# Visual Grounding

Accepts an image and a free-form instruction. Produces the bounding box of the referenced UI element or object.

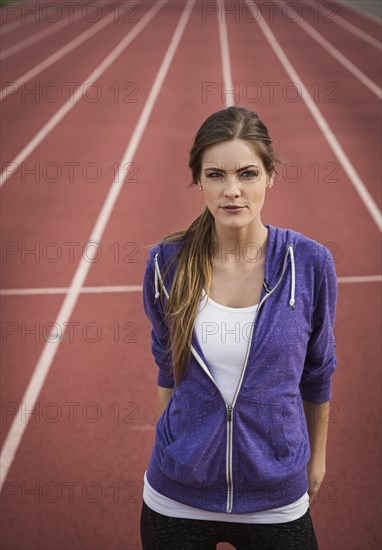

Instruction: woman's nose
[224,174,241,195]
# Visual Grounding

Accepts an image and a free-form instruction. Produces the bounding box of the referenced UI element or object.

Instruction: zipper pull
[227,405,233,421]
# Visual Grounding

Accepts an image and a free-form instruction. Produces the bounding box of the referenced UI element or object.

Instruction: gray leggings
[140,500,319,549]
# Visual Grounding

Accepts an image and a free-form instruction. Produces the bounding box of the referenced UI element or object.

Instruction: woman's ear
[267,172,275,188]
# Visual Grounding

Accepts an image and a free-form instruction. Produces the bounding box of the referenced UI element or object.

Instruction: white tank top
[143,289,309,522]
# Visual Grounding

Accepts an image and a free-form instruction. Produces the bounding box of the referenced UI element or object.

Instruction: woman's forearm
[302,400,331,502]
[158,386,174,418]
[302,400,331,464]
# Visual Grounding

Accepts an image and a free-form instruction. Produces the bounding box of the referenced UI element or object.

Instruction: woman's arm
[303,399,330,503]
[299,247,338,504]
[158,386,173,418]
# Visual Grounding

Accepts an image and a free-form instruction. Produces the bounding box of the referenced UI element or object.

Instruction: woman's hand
[157,386,174,419]
[307,458,326,504]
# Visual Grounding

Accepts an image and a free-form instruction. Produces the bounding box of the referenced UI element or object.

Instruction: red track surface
[1,1,381,549]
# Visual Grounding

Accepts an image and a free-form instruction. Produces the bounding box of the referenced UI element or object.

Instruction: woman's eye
[241,170,259,178]
[206,171,259,180]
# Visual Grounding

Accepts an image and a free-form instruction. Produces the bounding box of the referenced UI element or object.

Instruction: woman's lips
[222,206,245,213]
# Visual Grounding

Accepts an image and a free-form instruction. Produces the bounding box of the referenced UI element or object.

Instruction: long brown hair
[145,106,283,386]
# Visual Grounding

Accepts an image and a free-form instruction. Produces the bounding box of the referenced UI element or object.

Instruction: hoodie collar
[154,223,298,310]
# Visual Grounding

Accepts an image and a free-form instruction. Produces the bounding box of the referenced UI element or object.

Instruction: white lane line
[0,0,154,187]
[1,276,381,296]
[0,2,123,102]
[0,285,144,296]
[335,0,382,25]
[1,15,38,36]
[0,0,195,491]
[0,4,57,36]
[216,0,234,108]
[276,0,382,100]
[245,0,382,233]
[337,275,382,283]
[131,424,155,431]
[0,4,97,61]
[302,0,381,50]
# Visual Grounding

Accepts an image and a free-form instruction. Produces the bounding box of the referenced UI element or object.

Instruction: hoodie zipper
[224,289,270,512]
[191,293,267,512]
[226,405,233,510]
[154,244,295,513]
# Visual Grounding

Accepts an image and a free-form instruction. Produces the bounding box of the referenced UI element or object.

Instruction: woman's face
[197,138,273,230]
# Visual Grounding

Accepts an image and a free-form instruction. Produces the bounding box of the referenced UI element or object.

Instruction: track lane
[333,0,382,39]
[0,1,174,287]
[275,0,381,89]
[300,0,381,50]
[0,3,127,89]
[0,2,85,50]
[0,4,102,61]
[0,1,47,27]
[0,3,131,122]
[256,0,382,214]
[2,4,185,170]
[323,282,381,550]
[0,0,174,437]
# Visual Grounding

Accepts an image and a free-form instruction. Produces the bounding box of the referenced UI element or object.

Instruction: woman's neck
[211,225,268,266]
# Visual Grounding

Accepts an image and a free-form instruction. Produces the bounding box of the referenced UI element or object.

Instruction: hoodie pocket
[236,399,290,478]
[161,395,226,486]
[282,400,309,456]
[234,398,311,490]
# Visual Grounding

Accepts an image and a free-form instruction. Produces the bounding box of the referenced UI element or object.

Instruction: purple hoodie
[142,223,338,514]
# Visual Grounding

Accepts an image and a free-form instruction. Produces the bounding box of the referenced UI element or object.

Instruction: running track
[0,1,381,548]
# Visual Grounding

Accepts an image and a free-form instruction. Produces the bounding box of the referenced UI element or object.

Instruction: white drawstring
[154,253,160,303]
[288,244,295,309]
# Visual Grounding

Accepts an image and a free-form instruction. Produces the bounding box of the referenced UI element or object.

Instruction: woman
[140,106,338,549]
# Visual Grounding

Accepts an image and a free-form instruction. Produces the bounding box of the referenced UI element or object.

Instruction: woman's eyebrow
[204,163,260,172]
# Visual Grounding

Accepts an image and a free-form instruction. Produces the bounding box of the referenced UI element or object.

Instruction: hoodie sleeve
[142,245,175,389]
[299,247,338,404]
